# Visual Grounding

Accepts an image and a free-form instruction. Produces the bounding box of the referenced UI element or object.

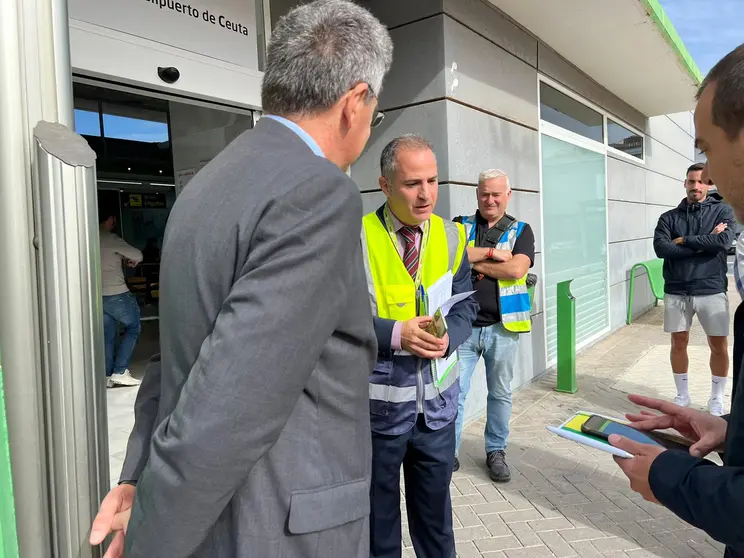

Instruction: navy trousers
[370,415,456,558]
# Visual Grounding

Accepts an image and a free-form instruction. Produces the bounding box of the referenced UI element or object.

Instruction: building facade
[350,0,700,425]
[0,0,702,555]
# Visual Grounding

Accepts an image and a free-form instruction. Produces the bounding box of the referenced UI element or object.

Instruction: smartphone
[581,415,665,448]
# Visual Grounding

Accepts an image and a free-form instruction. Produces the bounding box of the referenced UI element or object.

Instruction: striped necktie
[400,225,420,278]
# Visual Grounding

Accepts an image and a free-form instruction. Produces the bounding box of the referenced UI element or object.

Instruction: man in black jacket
[611,43,744,558]
[653,162,734,416]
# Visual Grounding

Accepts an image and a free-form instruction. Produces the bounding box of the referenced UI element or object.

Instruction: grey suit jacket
[123,118,378,557]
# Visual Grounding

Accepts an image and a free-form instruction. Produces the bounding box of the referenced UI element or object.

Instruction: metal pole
[0,0,53,555]
[35,122,107,558]
[556,280,577,394]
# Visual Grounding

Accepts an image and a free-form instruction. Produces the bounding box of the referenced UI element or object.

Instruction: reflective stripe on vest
[461,214,531,333]
[362,211,467,405]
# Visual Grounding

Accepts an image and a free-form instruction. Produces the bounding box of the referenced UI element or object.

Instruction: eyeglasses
[371,110,385,128]
[362,82,385,128]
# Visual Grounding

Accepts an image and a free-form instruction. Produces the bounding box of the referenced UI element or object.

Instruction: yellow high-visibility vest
[460,214,531,333]
[361,209,466,322]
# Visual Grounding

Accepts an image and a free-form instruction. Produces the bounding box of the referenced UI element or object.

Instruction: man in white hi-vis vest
[452,169,535,482]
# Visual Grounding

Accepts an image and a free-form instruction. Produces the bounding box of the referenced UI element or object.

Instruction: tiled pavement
[107,291,738,557]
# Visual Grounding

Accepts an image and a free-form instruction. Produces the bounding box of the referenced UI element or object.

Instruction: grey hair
[478,169,511,193]
[261,0,393,116]
[380,134,434,181]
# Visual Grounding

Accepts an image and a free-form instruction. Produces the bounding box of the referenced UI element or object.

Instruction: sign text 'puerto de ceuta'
[68,0,258,70]
[145,0,250,36]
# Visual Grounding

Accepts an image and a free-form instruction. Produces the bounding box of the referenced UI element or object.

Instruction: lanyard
[382,204,430,291]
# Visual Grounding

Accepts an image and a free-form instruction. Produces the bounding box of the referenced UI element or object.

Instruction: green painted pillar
[0,352,19,558]
[556,280,577,394]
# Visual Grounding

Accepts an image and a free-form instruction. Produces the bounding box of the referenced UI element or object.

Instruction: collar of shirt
[263,115,325,158]
[387,206,422,234]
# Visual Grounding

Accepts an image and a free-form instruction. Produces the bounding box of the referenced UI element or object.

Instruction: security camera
[157,66,180,84]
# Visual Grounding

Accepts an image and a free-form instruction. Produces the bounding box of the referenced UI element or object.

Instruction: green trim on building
[641,0,703,84]
[0,352,19,558]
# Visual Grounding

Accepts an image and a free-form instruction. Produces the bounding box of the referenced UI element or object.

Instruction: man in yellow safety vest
[453,169,535,482]
[361,134,478,558]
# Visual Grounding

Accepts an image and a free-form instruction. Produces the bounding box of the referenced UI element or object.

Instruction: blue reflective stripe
[500,292,531,314]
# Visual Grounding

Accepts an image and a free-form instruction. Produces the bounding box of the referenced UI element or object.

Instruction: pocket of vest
[382,284,416,321]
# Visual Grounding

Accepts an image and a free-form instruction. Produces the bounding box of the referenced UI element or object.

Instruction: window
[607,119,644,160]
[74,98,101,137]
[542,135,609,361]
[540,82,604,143]
[102,103,169,144]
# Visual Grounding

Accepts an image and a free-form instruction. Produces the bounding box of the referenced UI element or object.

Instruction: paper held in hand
[423,271,474,387]
[393,271,474,388]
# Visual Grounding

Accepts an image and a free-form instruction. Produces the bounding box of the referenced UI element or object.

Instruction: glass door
[542,134,609,363]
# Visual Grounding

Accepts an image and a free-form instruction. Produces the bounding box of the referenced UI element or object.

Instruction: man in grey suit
[89,2,393,556]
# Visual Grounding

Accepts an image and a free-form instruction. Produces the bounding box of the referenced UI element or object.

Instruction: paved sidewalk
[106,297,735,557]
[446,303,732,558]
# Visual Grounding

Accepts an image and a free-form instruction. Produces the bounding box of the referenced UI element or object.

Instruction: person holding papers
[361,134,477,558]
[453,169,536,481]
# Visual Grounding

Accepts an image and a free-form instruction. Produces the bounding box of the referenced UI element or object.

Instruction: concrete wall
[352,0,695,427]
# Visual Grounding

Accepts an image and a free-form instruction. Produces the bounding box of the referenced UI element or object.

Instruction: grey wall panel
[514,311,547,391]
[646,115,695,162]
[608,200,651,243]
[446,101,539,191]
[537,44,645,131]
[645,137,694,179]
[607,156,646,204]
[379,16,446,110]
[610,280,654,331]
[357,0,443,30]
[645,171,685,207]
[608,238,654,287]
[667,111,695,137]
[646,203,671,239]
[443,16,538,129]
[351,101,450,191]
[442,0,537,67]
[361,190,387,215]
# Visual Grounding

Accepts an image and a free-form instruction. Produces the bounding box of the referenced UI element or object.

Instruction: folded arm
[649,451,744,549]
[473,254,531,281]
[125,172,362,557]
[653,216,698,259]
[683,207,735,252]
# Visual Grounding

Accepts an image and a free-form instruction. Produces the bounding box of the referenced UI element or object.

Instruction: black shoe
[452,456,460,472]
[486,450,511,482]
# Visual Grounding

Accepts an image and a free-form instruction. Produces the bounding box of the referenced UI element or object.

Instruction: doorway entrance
[72,79,255,484]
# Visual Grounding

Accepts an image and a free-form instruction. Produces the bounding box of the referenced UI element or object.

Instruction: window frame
[538,75,646,165]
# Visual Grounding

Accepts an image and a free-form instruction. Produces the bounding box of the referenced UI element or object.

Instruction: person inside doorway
[453,170,535,480]
[99,210,143,388]
[652,162,734,416]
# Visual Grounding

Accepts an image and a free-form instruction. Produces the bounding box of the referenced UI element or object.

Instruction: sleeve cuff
[648,449,708,507]
[391,321,402,351]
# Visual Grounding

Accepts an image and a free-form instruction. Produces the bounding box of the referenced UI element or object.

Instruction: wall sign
[126,193,168,208]
[68,0,258,70]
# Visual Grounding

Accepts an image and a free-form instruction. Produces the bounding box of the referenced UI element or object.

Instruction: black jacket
[649,369,744,557]
[653,196,734,296]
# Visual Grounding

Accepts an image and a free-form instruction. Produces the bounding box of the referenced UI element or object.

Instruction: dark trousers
[370,415,456,558]
[733,301,744,404]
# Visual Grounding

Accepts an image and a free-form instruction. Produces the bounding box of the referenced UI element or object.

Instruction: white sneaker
[106,377,115,389]
[110,370,141,387]
[708,397,724,417]
[673,394,691,407]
